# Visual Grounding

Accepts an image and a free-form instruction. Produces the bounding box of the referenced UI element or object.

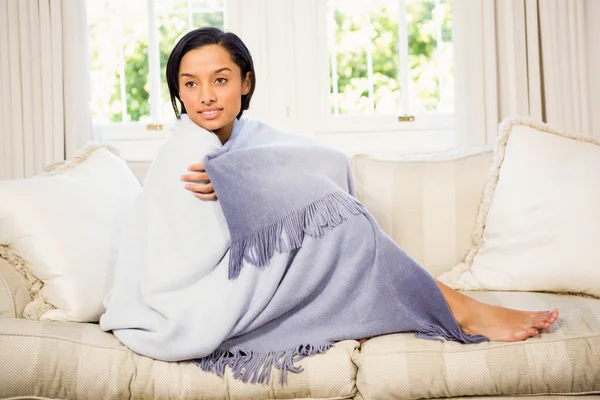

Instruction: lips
[198,108,223,120]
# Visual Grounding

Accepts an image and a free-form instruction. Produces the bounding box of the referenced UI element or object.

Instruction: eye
[184,82,197,88]
[215,78,228,84]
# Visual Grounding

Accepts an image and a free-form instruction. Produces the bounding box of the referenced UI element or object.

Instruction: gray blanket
[200,118,487,383]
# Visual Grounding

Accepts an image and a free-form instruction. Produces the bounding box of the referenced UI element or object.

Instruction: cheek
[220,89,241,106]
[179,91,196,108]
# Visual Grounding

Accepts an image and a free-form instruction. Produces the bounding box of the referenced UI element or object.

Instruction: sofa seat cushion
[354,291,600,400]
[0,317,359,400]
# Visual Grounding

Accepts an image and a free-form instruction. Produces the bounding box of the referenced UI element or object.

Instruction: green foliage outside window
[106,12,223,123]
[331,0,452,115]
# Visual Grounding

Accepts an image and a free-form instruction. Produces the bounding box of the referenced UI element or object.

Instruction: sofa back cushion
[351,147,493,277]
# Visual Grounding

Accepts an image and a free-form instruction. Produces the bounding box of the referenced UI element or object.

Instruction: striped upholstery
[352,147,494,278]
[0,257,29,318]
[3,292,597,399]
[0,317,359,400]
[354,291,600,400]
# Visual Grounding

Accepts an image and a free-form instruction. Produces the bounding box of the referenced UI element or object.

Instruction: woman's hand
[181,162,217,200]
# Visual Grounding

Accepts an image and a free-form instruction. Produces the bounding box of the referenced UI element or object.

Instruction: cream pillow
[352,147,493,278]
[439,117,600,297]
[0,144,141,322]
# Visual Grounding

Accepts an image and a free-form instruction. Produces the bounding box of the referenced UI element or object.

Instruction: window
[86,0,455,156]
[320,0,453,132]
[87,0,225,140]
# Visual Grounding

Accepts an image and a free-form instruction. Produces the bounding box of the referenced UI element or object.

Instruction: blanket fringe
[229,191,366,279]
[194,342,334,385]
[415,323,487,344]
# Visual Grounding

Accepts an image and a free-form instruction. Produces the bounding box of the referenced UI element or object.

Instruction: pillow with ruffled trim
[0,143,141,322]
[438,117,600,298]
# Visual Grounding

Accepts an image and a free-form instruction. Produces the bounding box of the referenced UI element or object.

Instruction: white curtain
[454,0,599,147]
[539,0,591,134]
[588,0,600,137]
[0,0,91,180]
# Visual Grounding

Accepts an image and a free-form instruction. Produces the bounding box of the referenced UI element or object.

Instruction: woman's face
[178,44,251,143]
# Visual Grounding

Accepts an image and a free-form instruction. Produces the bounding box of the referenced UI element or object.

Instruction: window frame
[92,0,228,143]
[314,0,454,134]
[92,0,455,150]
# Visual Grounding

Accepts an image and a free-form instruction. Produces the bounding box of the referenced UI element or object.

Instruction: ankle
[450,294,478,329]
[435,280,479,330]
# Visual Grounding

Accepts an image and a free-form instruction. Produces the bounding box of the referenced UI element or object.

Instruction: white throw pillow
[0,144,142,322]
[438,117,600,298]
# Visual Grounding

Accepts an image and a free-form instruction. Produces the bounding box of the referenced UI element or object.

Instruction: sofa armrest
[0,257,31,318]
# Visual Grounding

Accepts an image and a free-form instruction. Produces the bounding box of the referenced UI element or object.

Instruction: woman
[173,27,558,342]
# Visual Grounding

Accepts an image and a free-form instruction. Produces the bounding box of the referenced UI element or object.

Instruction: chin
[191,116,225,132]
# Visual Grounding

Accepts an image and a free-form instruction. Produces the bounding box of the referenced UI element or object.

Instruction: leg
[436,280,559,341]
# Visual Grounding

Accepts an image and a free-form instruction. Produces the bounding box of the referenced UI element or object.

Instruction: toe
[531,318,550,329]
[512,328,539,341]
[533,320,550,329]
[526,328,539,338]
[531,311,547,319]
[544,309,559,324]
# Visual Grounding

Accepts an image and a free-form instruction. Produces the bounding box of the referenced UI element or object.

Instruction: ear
[242,72,252,95]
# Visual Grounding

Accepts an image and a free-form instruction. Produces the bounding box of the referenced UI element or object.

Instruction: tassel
[228,191,366,279]
[194,342,334,385]
[414,323,487,344]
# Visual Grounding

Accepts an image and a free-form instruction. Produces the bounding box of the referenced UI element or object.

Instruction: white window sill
[109,129,457,163]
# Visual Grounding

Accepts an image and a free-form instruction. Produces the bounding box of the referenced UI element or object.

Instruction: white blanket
[100,116,287,360]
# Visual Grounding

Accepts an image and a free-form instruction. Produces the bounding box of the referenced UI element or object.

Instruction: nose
[199,85,216,105]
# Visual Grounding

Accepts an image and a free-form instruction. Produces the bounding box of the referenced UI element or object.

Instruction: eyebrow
[179,67,232,78]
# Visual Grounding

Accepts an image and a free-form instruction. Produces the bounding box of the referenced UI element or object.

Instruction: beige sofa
[1,147,599,400]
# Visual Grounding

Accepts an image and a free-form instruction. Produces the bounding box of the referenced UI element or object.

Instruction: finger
[188,162,206,172]
[181,172,209,182]
[195,192,218,201]
[185,183,214,194]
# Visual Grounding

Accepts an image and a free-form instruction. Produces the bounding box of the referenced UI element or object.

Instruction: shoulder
[239,117,320,147]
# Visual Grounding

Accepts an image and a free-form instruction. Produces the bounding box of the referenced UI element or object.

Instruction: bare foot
[457,297,559,342]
